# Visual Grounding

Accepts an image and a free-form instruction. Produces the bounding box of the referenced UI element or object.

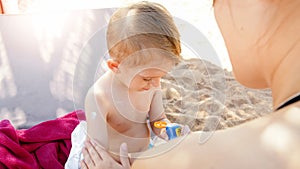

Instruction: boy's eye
[143,78,152,82]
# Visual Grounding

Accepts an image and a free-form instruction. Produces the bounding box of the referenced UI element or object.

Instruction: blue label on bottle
[166,124,181,140]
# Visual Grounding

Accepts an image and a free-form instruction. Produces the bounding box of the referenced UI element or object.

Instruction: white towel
[65,121,87,169]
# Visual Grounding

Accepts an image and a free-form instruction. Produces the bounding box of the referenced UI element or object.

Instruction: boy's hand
[159,128,169,140]
[161,123,190,140]
[179,124,191,136]
[153,121,190,141]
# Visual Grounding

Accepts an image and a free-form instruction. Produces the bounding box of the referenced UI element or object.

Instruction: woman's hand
[80,139,131,169]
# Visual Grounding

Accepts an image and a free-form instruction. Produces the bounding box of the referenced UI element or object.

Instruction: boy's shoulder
[86,83,108,103]
[89,72,112,95]
[86,76,110,104]
[85,82,110,116]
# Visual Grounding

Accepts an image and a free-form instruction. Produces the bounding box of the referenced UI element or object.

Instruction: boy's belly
[107,123,150,162]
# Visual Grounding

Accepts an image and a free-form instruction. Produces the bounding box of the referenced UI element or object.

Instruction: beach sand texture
[161,58,273,131]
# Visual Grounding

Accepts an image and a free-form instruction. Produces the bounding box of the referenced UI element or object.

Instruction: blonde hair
[106,1,181,65]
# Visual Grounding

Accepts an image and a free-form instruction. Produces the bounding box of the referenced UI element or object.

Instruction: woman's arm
[81,105,300,169]
[132,106,300,169]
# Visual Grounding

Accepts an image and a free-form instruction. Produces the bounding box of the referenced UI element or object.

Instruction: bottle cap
[154,121,168,128]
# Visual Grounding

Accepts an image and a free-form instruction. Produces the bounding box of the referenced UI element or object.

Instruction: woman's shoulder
[276,102,300,127]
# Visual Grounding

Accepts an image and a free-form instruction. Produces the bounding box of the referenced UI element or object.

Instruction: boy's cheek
[129,82,144,91]
[130,79,146,88]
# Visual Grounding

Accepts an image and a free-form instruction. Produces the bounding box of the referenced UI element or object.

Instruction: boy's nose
[151,78,160,87]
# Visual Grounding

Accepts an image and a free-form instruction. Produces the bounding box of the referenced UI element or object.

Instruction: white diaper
[64,121,87,169]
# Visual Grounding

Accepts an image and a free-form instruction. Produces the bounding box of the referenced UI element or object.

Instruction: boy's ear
[107,59,119,73]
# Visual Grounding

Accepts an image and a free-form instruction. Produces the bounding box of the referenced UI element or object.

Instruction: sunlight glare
[26,0,121,12]
[261,123,293,154]
[31,12,67,63]
[284,107,300,127]
[31,12,67,39]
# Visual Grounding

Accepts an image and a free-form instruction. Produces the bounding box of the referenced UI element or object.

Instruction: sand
[161,58,273,131]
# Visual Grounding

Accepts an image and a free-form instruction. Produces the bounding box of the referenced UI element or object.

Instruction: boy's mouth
[142,87,150,91]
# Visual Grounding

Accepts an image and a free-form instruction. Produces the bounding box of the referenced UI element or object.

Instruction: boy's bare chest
[110,90,153,120]
[106,105,149,136]
[106,111,150,157]
[104,85,154,136]
[107,111,131,131]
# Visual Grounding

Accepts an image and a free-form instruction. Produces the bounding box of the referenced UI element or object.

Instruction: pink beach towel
[0,110,84,169]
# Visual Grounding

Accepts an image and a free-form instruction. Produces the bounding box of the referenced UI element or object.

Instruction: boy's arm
[148,89,170,138]
[85,87,109,149]
[149,89,190,139]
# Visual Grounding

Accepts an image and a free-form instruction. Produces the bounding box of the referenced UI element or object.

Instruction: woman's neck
[270,51,300,110]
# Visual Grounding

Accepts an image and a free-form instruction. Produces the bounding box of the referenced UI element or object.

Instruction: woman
[81,0,300,168]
